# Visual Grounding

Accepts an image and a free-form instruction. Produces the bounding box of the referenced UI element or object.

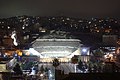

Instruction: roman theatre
[28,31,88,62]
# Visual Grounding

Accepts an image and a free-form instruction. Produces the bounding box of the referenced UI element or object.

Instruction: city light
[11,31,18,46]
[82,48,87,53]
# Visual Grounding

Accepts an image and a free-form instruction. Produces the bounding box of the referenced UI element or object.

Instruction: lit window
[88,21,91,24]
[66,18,70,20]
[22,26,25,29]
[8,26,10,29]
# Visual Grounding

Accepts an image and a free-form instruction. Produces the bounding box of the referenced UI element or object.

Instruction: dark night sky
[0,0,120,18]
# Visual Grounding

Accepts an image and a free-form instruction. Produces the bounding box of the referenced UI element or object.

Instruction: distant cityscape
[0,15,120,80]
[0,15,120,34]
[0,15,120,49]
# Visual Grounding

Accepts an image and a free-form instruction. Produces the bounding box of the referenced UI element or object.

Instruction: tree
[71,55,78,64]
[40,65,44,73]
[52,58,60,68]
[91,49,104,63]
[89,49,104,72]
[13,63,23,75]
[77,60,83,70]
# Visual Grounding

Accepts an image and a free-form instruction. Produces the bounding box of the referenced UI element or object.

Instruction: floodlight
[82,48,87,53]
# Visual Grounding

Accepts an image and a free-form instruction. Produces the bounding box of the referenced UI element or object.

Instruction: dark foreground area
[62,73,120,80]
[1,72,120,80]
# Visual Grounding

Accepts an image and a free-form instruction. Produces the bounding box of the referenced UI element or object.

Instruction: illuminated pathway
[38,63,75,74]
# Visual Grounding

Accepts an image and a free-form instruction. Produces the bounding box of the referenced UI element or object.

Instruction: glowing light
[29,48,43,58]
[88,21,91,24]
[41,51,70,58]
[41,51,69,54]
[49,74,53,77]
[26,52,30,56]
[104,53,113,59]
[66,18,70,20]
[18,51,22,56]
[8,26,10,29]
[41,30,46,32]
[82,48,87,53]
[22,26,25,29]
[40,73,44,77]
[11,31,18,46]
